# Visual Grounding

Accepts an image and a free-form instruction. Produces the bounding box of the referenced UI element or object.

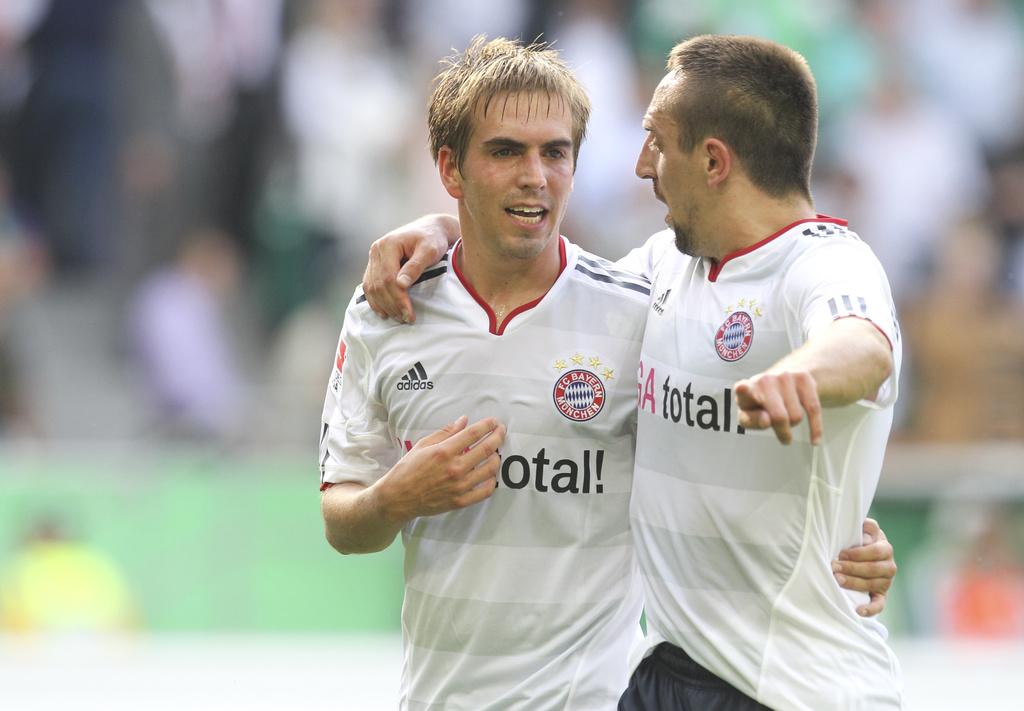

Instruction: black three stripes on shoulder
[356,254,448,304]
[801,223,850,238]
[829,294,900,342]
[828,294,868,318]
[574,255,651,296]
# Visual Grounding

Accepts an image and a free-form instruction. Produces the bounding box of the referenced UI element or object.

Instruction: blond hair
[428,36,590,170]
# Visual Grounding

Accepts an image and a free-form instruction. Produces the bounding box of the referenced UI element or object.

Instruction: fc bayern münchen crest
[715,311,754,361]
[553,369,606,421]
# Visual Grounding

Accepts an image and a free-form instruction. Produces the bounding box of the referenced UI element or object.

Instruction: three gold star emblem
[552,353,614,381]
[725,298,764,317]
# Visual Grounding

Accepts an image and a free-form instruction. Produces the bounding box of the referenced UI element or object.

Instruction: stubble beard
[670,201,707,258]
[673,223,695,257]
[498,231,554,261]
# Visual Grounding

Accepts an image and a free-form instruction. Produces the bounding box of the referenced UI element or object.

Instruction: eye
[493,147,513,157]
[546,147,567,159]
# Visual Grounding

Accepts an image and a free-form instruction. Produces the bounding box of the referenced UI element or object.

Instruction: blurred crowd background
[0,0,1022,652]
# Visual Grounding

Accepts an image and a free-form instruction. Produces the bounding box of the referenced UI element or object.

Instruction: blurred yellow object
[0,540,137,632]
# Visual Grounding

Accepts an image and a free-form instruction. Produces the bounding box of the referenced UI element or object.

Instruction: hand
[373,415,505,522]
[734,369,822,445]
[363,214,456,323]
[832,518,897,617]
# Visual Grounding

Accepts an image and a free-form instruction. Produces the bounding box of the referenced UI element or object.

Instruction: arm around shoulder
[364,214,460,323]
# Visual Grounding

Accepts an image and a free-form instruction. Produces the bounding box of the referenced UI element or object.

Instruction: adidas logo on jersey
[397,361,434,391]
[652,288,672,315]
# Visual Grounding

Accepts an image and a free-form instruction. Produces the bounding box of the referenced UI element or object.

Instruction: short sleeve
[318,295,400,489]
[615,230,675,280]
[787,239,903,408]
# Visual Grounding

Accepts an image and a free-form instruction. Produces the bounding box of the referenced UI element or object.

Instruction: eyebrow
[482,137,573,152]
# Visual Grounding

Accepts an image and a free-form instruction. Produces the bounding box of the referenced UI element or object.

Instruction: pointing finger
[795,374,822,444]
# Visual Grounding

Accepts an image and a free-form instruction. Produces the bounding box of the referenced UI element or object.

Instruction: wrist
[438,214,459,246]
[366,476,407,527]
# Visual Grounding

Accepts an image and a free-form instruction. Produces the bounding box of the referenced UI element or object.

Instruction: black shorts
[618,643,773,711]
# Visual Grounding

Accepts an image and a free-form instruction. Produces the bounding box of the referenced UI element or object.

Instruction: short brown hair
[666,35,817,199]
[428,36,591,170]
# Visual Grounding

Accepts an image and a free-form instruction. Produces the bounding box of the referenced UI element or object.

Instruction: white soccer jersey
[320,237,650,710]
[629,217,903,710]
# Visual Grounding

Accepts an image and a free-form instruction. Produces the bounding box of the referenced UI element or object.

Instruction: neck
[456,231,563,320]
[711,189,816,260]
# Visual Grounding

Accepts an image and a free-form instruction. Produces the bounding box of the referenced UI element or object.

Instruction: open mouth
[505,206,548,225]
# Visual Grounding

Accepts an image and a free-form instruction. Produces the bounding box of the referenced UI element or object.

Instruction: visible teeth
[507,207,545,224]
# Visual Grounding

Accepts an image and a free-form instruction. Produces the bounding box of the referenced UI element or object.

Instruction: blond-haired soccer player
[320,37,650,709]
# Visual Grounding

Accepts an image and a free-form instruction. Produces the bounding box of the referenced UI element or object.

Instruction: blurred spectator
[143,0,282,249]
[397,0,531,70]
[938,505,1024,638]
[0,515,138,632]
[250,165,341,332]
[10,0,125,274]
[0,0,1017,451]
[901,0,1024,154]
[0,0,49,151]
[824,59,988,305]
[128,227,245,441]
[901,218,1024,440]
[143,0,281,147]
[0,160,46,436]
[280,0,414,263]
[550,0,652,258]
[991,144,1024,296]
[632,0,714,69]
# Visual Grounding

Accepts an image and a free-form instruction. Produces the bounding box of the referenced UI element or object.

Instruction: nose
[635,137,654,180]
[518,151,546,191]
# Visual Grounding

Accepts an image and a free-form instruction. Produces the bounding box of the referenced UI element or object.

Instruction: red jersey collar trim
[707,214,848,282]
[451,236,568,336]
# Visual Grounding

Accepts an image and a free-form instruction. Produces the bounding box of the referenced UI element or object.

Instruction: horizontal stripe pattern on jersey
[631,221,903,711]
[321,237,650,710]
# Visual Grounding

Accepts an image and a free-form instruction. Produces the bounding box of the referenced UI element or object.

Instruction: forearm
[424,213,460,247]
[321,482,403,555]
[320,417,504,553]
[775,317,892,406]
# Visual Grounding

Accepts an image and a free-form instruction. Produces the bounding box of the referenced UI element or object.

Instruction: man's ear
[438,146,464,200]
[703,138,732,189]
